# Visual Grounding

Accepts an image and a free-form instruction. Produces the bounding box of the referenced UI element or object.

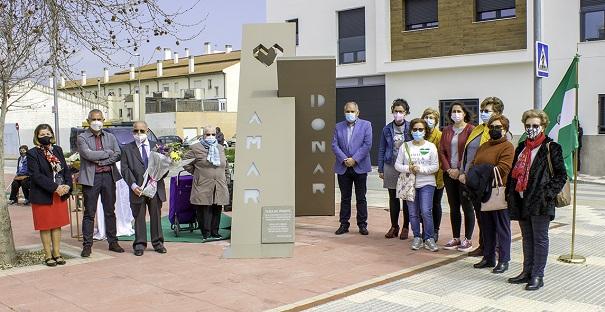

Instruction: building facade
[267,0,605,175]
[61,45,240,139]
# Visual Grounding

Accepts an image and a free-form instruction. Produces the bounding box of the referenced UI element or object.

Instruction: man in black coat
[121,121,167,256]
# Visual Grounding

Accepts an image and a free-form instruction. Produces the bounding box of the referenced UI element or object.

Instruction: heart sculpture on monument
[253,43,284,67]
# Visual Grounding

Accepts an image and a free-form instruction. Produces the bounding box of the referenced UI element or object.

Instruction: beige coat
[183,143,229,205]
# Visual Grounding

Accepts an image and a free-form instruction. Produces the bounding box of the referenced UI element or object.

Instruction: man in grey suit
[121,121,167,256]
[77,109,124,257]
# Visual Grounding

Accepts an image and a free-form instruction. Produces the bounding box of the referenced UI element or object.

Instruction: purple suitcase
[169,171,197,235]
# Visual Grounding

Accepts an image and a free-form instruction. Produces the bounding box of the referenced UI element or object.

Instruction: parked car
[158,135,183,145]
[227,134,236,147]
[69,121,159,153]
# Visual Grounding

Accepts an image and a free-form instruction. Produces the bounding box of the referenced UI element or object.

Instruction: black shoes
[359,226,369,235]
[134,249,144,256]
[473,258,496,269]
[108,242,124,253]
[525,276,544,291]
[335,225,349,235]
[81,246,91,258]
[508,272,531,284]
[210,233,222,239]
[154,245,167,254]
[492,262,509,274]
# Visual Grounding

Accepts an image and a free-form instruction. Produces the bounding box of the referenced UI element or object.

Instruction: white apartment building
[267,0,605,175]
[62,43,240,139]
[4,81,102,155]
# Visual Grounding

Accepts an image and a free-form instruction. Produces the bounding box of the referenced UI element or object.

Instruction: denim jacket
[378,120,412,173]
[16,155,28,176]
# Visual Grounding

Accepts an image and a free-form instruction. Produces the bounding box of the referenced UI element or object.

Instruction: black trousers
[432,187,444,232]
[82,172,117,247]
[519,215,550,277]
[9,177,30,201]
[481,209,511,262]
[196,204,222,237]
[387,188,409,229]
[443,174,475,239]
[337,167,368,227]
[131,194,164,249]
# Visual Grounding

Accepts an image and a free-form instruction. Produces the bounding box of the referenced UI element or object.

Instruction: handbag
[546,142,571,207]
[481,167,507,211]
[396,142,416,201]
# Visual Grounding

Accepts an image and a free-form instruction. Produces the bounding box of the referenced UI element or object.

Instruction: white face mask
[134,133,147,143]
[425,118,436,129]
[90,120,103,131]
[451,113,464,123]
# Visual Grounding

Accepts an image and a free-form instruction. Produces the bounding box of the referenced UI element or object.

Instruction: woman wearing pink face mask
[438,101,475,252]
[378,99,413,240]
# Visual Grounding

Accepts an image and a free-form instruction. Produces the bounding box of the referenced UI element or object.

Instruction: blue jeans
[407,185,435,240]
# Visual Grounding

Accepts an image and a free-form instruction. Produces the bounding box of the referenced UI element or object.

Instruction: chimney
[204,42,212,54]
[188,55,194,73]
[184,48,190,57]
[60,76,65,88]
[225,44,232,53]
[157,60,163,77]
[163,48,172,60]
[129,64,135,80]
[103,68,109,83]
[81,71,87,86]
[173,52,179,64]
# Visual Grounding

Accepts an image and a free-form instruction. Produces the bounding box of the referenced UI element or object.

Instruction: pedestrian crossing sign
[536,41,549,78]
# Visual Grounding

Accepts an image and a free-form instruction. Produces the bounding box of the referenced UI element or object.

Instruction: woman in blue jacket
[378,99,413,239]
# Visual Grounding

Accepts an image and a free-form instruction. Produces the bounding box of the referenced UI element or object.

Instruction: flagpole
[558,55,586,264]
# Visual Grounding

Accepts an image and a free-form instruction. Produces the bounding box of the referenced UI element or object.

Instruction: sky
[73,0,266,78]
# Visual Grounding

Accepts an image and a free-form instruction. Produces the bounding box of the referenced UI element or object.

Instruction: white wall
[5,83,100,152]
[145,112,177,137]
[267,0,377,78]
[223,63,240,112]
[386,63,533,136]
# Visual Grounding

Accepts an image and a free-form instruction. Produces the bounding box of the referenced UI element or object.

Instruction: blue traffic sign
[536,41,549,78]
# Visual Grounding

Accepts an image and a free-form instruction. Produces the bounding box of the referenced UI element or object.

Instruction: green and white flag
[543,56,579,179]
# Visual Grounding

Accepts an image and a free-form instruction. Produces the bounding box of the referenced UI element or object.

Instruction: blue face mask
[203,136,217,144]
[480,112,493,124]
[412,131,425,142]
[345,113,357,123]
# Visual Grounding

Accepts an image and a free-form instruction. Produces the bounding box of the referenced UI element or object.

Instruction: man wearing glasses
[120,121,167,256]
[77,109,124,257]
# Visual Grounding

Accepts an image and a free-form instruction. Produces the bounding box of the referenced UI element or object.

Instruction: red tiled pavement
[1,174,518,311]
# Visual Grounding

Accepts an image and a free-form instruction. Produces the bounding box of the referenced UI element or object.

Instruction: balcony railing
[145,98,225,113]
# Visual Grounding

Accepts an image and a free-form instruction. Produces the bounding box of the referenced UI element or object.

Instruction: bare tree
[0,0,202,265]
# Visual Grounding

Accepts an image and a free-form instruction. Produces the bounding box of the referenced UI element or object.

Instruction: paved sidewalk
[301,183,605,312]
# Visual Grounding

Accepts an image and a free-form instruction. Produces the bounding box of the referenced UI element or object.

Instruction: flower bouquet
[140,143,193,198]
[65,152,82,195]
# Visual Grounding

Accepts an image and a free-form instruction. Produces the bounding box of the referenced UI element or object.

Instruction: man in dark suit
[121,121,167,256]
[77,109,124,257]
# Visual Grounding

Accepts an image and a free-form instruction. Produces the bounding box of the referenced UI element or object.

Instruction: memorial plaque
[261,206,295,243]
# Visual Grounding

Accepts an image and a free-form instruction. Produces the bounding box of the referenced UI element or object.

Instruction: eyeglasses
[488,125,503,130]
[132,129,146,134]
[412,128,425,132]
[480,109,493,114]
[525,124,541,129]
[205,133,216,137]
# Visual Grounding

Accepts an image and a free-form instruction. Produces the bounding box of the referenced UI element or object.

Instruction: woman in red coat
[26,124,72,266]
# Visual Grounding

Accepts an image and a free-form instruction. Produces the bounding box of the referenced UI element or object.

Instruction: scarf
[200,140,221,167]
[465,123,490,148]
[511,133,546,192]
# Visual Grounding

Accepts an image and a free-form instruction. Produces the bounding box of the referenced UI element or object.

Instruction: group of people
[22,109,229,265]
[332,98,567,290]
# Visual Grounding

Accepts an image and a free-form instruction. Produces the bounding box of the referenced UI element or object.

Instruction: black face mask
[489,129,503,140]
[38,136,52,146]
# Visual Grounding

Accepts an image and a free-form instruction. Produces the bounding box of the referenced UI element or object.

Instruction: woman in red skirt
[26,124,72,266]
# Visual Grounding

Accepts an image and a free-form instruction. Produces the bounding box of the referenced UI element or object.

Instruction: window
[581,0,605,41]
[127,108,133,120]
[338,8,366,64]
[215,86,219,97]
[162,83,169,92]
[118,88,122,96]
[286,18,299,45]
[208,79,213,89]
[599,94,605,134]
[405,0,438,30]
[476,0,515,21]
[145,85,150,95]
[174,82,179,95]
[438,98,480,128]
[119,109,123,118]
